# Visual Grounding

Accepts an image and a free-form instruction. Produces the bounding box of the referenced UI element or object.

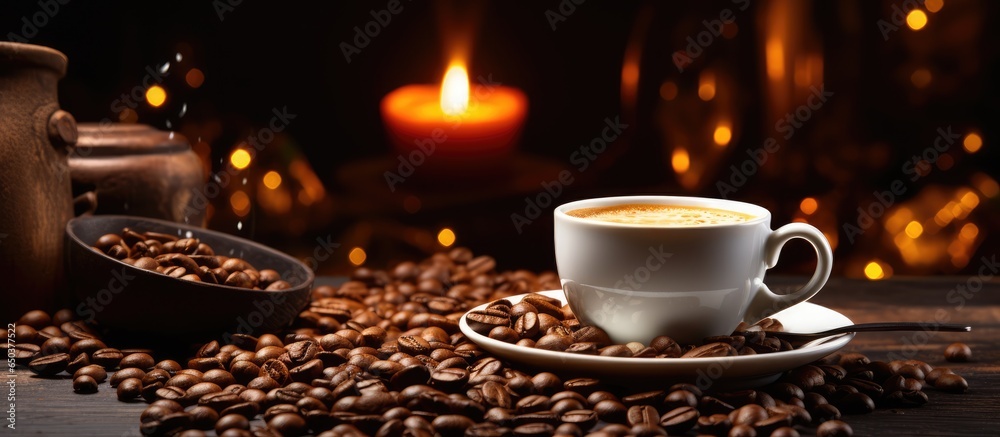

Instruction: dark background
[3,0,997,279]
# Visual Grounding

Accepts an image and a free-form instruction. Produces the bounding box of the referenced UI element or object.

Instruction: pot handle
[73,191,97,216]
[48,109,78,149]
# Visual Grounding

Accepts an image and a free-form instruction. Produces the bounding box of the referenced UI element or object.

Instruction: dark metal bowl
[66,215,313,339]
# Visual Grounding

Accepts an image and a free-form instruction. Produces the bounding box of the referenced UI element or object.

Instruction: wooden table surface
[9,276,1000,436]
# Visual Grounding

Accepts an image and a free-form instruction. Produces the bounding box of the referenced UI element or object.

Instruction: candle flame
[441,62,469,116]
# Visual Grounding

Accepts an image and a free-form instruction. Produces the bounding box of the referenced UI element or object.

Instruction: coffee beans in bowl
[89,227,290,291]
[65,215,313,337]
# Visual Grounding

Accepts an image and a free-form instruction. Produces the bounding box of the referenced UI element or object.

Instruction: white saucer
[459,290,854,388]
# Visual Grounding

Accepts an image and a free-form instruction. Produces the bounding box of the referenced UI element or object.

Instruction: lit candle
[381,61,527,162]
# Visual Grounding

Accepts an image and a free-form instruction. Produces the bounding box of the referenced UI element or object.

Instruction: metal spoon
[767,322,971,345]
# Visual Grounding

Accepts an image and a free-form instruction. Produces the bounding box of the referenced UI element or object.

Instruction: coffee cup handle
[743,223,833,323]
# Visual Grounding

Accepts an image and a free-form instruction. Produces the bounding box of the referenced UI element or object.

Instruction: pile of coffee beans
[468,292,794,358]
[92,228,290,290]
[7,248,973,436]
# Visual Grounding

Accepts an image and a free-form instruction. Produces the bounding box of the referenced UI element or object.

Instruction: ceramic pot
[70,123,206,226]
[0,42,77,321]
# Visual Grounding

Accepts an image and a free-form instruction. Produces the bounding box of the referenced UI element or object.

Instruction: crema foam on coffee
[566,204,755,226]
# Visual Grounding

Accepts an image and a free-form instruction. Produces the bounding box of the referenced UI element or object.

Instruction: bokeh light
[963,133,982,153]
[906,10,928,31]
[145,85,167,107]
[437,228,456,247]
[185,68,205,88]
[229,191,250,216]
[230,149,251,170]
[904,221,924,239]
[713,125,732,146]
[800,197,818,215]
[671,147,690,173]
[348,247,367,266]
[263,171,282,189]
[864,261,885,280]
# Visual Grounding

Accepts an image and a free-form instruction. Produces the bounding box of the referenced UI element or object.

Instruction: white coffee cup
[554,195,833,345]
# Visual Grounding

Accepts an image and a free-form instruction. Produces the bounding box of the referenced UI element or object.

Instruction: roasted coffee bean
[184,382,223,403]
[155,359,183,374]
[74,364,108,383]
[185,406,218,431]
[598,344,633,357]
[73,375,99,393]
[429,367,469,392]
[551,398,584,417]
[119,352,155,370]
[397,335,433,356]
[561,377,600,397]
[266,412,307,436]
[466,310,511,336]
[924,367,953,385]
[488,326,520,343]
[883,389,929,407]
[659,406,699,434]
[895,364,924,380]
[944,342,972,362]
[481,381,512,409]
[535,334,573,351]
[28,353,69,376]
[934,373,969,393]
[662,389,698,411]
[681,342,737,358]
[817,365,846,383]
[844,377,883,399]
[513,394,549,414]
[804,392,829,409]
[697,413,732,435]
[626,405,660,427]
[200,391,243,411]
[837,353,870,370]
[215,413,250,434]
[584,390,619,406]
[593,399,627,423]
[166,373,201,390]
[753,413,792,435]
[40,336,70,356]
[261,359,291,385]
[91,348,125,369]
[117,377,143,401]
[769,405,812,427]
[560,409,598,430]
[511,422,554,437]
[514,313,541,339]
[835,392,875,414]
[817,419,854,437]
[18,310,52,329]
[713,390,757,408]
[156,386,187,402]
[729,404,768,426]
[565,342,598,354]
[784,365,825,390]
[764,383,804,402]
[621,390,664,408]
[811,403,842,424]
[728,424,757,437]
